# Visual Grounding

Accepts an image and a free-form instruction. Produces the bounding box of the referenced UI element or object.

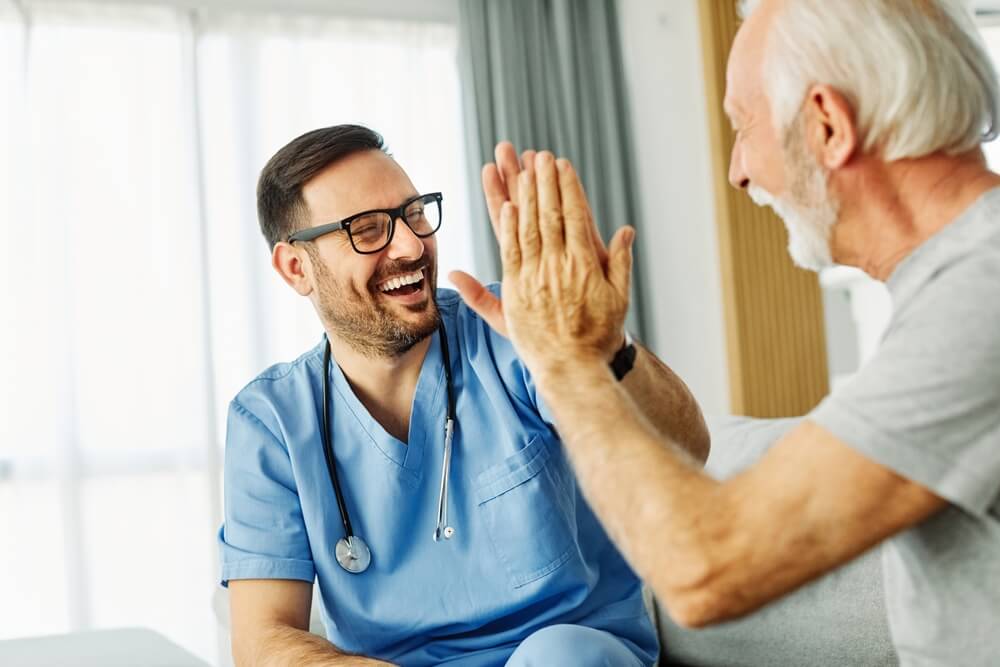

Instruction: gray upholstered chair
[655,417,896,666]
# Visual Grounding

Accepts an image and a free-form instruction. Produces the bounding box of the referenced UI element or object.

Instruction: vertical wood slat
[697,0,830,417]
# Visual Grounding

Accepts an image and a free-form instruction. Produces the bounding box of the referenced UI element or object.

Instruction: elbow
[650,565,731,629]
[693,414,711,465]
[231,641,252,667]
[231,631,263,667]
[693,430,711,465]
[652,566,765,629]
[673,404,710,465]
[646,537,738,629]
[659,586,730,629]
[231,624,281,667]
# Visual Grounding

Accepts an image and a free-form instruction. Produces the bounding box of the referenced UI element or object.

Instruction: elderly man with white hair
[450,0,1000,664]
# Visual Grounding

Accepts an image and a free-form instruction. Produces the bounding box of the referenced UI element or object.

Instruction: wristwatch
[610,331,637,381]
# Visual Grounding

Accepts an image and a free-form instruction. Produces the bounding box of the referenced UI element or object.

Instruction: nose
[728,140,750,190]
[385,215,426,260]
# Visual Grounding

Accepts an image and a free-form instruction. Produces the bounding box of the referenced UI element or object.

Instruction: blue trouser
[505,624,651,666]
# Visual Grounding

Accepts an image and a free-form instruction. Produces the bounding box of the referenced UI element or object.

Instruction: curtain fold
[458,0,649,338]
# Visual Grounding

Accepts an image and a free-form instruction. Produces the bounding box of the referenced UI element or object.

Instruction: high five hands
[449,142,635,381]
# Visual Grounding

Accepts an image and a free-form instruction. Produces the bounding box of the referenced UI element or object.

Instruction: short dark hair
[256,124,386,249]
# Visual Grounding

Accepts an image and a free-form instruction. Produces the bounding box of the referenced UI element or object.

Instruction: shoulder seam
[238,343,323,394]
[230,399,288,454]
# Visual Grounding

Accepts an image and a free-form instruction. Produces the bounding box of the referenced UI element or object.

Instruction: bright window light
[0,4,470,665]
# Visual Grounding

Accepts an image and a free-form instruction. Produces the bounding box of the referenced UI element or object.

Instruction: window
[0,2,470,664]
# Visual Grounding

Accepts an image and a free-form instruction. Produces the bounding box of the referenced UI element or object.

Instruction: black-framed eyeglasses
[287,192,443,255]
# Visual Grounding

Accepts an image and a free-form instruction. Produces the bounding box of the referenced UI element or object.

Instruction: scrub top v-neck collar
[326,330,447,478]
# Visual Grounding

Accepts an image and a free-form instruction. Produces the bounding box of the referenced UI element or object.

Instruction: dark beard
[309,247,440,358]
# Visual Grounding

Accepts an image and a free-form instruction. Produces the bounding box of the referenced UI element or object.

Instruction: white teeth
[379,268,424,292]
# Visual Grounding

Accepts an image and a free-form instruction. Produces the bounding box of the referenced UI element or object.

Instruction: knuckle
[540,205,563,222]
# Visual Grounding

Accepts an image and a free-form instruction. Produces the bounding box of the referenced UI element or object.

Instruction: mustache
[369,258,433,287]
[747,185,776,207]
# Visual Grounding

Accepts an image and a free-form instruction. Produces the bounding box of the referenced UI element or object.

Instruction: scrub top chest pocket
[475,433,579,588]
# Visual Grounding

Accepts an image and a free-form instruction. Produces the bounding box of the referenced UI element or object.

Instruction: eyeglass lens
[350,195,441,253]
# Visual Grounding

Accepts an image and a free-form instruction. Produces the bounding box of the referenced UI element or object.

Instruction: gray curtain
[458,0,649,339]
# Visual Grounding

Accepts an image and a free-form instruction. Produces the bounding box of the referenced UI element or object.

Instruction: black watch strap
[610,331,637,381]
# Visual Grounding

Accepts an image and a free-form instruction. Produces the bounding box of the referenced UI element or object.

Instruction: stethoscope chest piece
[336,535,371,574]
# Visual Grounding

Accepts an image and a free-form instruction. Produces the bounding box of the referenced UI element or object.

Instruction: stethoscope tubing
[322,340,356,541]
[322,321,458,573]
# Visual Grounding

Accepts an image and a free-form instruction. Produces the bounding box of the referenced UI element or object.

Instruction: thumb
[448,271,509,338]
[607,226,635,298]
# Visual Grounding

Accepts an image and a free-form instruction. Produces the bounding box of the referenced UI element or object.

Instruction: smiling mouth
[376,267,427,298]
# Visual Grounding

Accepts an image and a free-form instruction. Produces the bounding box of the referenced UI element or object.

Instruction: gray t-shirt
[811,187,1000,666]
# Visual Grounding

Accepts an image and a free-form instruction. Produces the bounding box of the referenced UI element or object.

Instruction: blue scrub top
[219,287,657,665]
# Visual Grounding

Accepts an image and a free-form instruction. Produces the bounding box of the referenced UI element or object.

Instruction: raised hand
[495,152,634,379]
[450,143,616,343]
[449,142,534,337]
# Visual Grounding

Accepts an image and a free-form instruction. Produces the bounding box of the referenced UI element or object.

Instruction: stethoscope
[321,322,458,574]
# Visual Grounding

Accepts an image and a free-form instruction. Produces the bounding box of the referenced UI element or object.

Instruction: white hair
[738,0,1000,160]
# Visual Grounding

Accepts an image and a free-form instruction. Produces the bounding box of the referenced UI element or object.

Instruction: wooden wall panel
[697,0,830,417]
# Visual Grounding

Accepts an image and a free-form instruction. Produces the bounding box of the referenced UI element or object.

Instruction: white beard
[747,184,836,272]
[746,112,840,272]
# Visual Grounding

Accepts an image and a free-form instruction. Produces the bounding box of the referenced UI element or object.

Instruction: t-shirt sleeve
[705,415,802,479]
[810,259,1000,516]
[218,399,315,586]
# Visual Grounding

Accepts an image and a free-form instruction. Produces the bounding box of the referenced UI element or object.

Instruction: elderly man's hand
[494,151,635,380]
[450,143,620,347]
[448,142,532,338]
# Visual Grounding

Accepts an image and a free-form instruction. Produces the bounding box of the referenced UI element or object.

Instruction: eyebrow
[321,191,423,225]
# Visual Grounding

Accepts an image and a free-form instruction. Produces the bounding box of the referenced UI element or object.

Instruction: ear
[272,241,314,296]
[803,84,857,170]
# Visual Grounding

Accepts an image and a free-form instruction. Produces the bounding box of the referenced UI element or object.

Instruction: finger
[550,157,607,267]
[555,158,597,264]
[534,151,565,256]
[499,201,522,275]
[517,170,542,265]
[495,141,522,204]
[481,163,507,241]
[520,149,536,171]
[591,224,611,272]
[607,226,635,298]
[448,270,509,338]
[581,192,610,268]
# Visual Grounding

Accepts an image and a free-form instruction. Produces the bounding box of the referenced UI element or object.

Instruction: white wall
[617,0,730,415]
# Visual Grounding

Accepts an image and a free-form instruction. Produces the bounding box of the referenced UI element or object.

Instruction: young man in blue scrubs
[219,125,709,666]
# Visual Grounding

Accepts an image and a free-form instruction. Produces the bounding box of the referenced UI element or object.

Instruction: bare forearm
[240,625,394,667]
[621,344,710,463]
[536,360,736,623]
[534,360,943,629]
